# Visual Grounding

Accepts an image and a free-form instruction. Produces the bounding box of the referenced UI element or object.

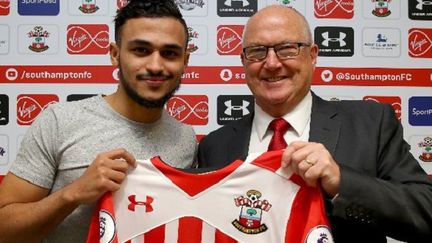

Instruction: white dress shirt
[248,91,312,154]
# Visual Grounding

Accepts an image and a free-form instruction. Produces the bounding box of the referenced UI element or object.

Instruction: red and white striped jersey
[87,150,334,243]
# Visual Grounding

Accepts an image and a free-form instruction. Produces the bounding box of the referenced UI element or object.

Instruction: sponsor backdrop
[0,0,431,241]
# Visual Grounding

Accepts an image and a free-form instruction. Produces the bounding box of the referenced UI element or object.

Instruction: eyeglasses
[242,42,311,62]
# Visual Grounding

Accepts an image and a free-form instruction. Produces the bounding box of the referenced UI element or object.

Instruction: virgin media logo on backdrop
[408,28,432,58]
[165,95,209,125]
[16,94,58,125]
[314,0,354,18]
[217,25,243,55]
[363,96,402,121]
[0,0,10,15]
[67,24,109,55]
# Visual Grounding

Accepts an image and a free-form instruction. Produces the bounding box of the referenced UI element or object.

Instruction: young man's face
[110,17,189,108]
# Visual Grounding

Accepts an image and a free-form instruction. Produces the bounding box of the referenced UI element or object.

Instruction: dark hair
[114,0,188,47]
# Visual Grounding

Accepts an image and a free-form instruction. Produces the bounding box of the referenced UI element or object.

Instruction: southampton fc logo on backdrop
[27,26,50,52]
[371,0,392,17]
[79,0,100,13]
[19,24,58,54]
[418,137,432,162]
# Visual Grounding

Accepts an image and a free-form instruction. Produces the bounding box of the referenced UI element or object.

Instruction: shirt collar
[254,91,312,141]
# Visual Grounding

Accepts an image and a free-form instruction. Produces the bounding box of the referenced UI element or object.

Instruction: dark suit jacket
[198,93,432,242]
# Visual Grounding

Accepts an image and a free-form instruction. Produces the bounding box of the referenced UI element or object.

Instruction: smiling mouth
[137,73,169,82]
[145,78,165,82]
[264,77,286,82]
[144,79,166,88]
[138,77,167,86]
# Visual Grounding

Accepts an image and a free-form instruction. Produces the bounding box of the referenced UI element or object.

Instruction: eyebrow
[127,39,184,51]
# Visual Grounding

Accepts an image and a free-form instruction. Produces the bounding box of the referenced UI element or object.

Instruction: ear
[110,42,120,66]
[309,44,319,67]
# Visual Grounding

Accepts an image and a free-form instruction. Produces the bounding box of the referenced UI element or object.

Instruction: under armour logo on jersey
[225,0,249,7]
[224,100,250,116]
[321,32,346,47]
[128,195,154,212]
[416,0,432,10]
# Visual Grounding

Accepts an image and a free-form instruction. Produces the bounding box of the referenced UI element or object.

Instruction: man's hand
[62,148,137,205]
[281,141,341,197]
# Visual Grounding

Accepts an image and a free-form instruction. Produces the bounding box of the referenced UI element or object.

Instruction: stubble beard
[118,68,180,109]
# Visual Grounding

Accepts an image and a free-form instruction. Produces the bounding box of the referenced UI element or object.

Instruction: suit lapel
[229,113,254,160]
[309,93,341,155]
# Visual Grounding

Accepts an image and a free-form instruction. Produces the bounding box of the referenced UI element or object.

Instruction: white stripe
[165,219,179,243]
[201,221,216,243]
[131,233,144,243]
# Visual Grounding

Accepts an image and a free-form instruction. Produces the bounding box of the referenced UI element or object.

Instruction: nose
[263,48,282,70]
[145,52,164,74]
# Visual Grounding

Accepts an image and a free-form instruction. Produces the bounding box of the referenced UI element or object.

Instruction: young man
[198,5,432,242]
[0,1,196,242]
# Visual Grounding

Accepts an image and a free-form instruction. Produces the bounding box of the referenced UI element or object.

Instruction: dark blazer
[198,93,432,242]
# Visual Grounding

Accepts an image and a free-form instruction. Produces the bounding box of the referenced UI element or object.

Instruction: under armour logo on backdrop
[224,100,250,116]
[321,31,347,47]
[217,95,254,125]
[416,0,432,10]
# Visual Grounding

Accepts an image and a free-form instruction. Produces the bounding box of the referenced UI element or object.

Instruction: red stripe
[0,175,4,184]
[152,157,244,197]
[250,150,283,172]
[215,229,237,243]
[145,224,165,242]
[285,174,330,242]
[178,217,202,243]
[86,192,119,243]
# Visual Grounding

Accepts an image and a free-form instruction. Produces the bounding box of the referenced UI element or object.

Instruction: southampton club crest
[277,0,294,5]
[372,0,392,17]
[175,0,205,11]
[232,189,272,234]
[79,0,100,13]
[187,27,199,53]
[418,137,432,162]
[27,26,50,52]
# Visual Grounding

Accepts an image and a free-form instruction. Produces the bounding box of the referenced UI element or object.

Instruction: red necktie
[267,118,290,151]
